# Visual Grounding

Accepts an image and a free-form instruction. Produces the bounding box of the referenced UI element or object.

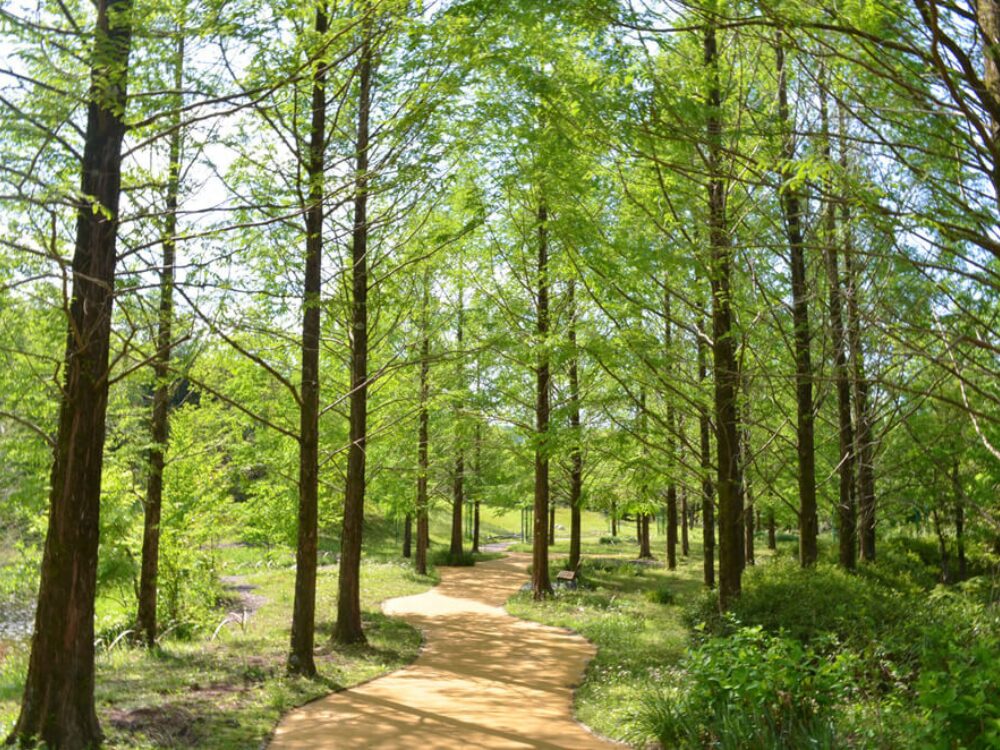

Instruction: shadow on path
[268,553,618,749]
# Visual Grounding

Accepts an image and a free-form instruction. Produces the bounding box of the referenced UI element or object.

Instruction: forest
[0,0,999,747]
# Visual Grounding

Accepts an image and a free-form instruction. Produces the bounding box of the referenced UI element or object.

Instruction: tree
[10,0,134,745]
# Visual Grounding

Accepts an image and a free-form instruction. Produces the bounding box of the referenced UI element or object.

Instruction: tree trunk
[840,114,877,563]
[698,319,715,589]
[775,39,818,569]
[953,461,967,581]
[706,19,742,609]
[744,491,755,566]
[11,2,133,746]
[665,289,678,570]
[611,502,618,537]
[137,25,183,650]
[932,508,951,584]
[568,280,583,571]
[450,287,464,559]
[472,416,482,553]
[403,514,412,558]
[820,71,856,571]
[767,509,777,550]
[288,5,328,677]
[334,11,372,646]
[415,277,431,577]
[681,485,690,556]
[532,201,553,599]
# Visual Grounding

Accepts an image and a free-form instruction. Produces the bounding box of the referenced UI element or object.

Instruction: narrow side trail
[268,553,618,749]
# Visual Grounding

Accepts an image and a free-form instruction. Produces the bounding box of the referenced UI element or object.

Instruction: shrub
[644,586,675,605]
[430,548,476,567]
[598,535,622,545]
[913,594,1000,749]
[635,624,854,750]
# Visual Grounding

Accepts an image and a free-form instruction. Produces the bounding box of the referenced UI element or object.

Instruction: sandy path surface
[268,553,618,749]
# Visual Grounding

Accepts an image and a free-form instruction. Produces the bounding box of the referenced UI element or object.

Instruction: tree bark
[775,39,818,568]
[664,289,677,570]
[698,318,715,589]
[952,460,967,581]
[288,4,328,676]
[706,18,742,609]
[567,280,583,571]
[11,1,133,746]
[472,418,482,553]
[840,116,877,563]
[820,72,856,571]
[415,276,431,577]
[450,287,464,559]
[137,24,183,650]
[403,514,412,558]
[532,201,553,598]
[680,484,690,557]
[334,9,372,646]
[767,509,777,550]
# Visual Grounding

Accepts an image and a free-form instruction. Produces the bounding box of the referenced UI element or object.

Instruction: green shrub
[430,548,476,567]
[913,594,1000,749]
[635,624,854,749]
[598,535,622,545]
[644,586,675,605]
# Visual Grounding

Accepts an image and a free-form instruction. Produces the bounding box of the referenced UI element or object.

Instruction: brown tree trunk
[953,461,967,581]
[820,73,856,571]
[403,514,412,558]
[450,287,464,559]
[681,485,690,557]
[706,19,742,609]
[775,39,818,569]
[334,11,372,646]
[767,509,777,550]
[744,491,755,566]
[610,502,618,537]
[532,201,553,598]
[288,5,328,677]
[840,117,877,563]
[11,1,133,745]
[568,281,583,571]
[472,418,482,553]
[932,508,952,584]
[698,319,715,589]
[137,25,183,650]
[664,289,678,570]
[415,277,431,577]
[638,515,652,558]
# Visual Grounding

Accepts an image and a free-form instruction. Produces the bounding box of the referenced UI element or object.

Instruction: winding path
[268,552,618,749]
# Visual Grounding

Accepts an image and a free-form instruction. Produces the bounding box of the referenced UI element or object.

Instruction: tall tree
[334,6,373,645]
[289,2,330,675]
[774,37,818,567]
[136,21,184,649]
[10,0,134,744]
[532,200,553,598]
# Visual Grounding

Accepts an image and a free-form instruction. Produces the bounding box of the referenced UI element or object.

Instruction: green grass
[0,552,435,748]
[506,532,787,744]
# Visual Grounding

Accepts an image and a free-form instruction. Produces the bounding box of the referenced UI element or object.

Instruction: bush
[635,624,855,749]
[430,548,476,567]
[644,586,675,605]
[913,594,1000,749]
[685,558,913,648]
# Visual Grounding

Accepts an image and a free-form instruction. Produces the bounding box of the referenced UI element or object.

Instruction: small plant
[644,586,675,605]
[598,535,622,545]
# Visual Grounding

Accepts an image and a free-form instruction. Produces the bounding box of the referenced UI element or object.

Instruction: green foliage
[430,548,476,567]
[635,625,856,750]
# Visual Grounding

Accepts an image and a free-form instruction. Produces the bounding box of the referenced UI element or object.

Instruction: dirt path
[268,553,618,749]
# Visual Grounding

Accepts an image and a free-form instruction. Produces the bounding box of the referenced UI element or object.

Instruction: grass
[0,551,435,748]
[506,532,785,744]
